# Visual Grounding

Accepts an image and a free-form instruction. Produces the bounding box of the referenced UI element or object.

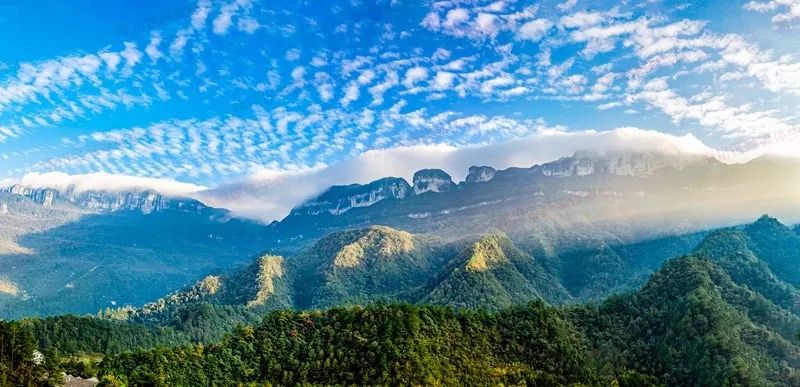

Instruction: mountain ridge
[0,187,274,319]
[289,150,720,218]
[0,184,216,216]
[270,149,800,257]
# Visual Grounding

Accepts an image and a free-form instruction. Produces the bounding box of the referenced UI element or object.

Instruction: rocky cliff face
[0,185,210,215]
[532,150,718,178]
[294,168,461,216]
[292,151,714,218]
[413,169,456,194]
[294,177,412,216]
[465,166,496,183]
[6,185,58,206]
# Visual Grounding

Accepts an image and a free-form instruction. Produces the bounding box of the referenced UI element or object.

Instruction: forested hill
[3,215,800,386]
[113,223,704,330]
[87,245,800,386]
[94,215,797,347]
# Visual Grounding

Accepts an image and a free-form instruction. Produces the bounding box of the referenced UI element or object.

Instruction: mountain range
[2,150,800,385]
[109,213,795,315]
[266,150,800,253]
[1,150,799,318]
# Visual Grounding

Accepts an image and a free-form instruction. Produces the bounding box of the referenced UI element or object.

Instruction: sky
[0,0,799,219]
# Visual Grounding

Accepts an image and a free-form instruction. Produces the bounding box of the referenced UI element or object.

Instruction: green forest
[3,216,800,386]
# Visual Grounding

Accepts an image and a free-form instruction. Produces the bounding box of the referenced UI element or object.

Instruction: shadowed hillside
[0,209,273,319]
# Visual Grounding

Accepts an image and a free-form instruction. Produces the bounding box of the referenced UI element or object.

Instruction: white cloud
[421,11,441,29]
[518,19,553,41]
[285,48,301,61]
[559,9,622,29]
[5,172,206,197]
[145,32,164,63]
[169,31,190,57]
[473,13,500,38]
[557,0,578,12]
[0,43,143,116]
[99,52,121,72]
[120,42,142,68]
[630,78,798,138]
[432,71,456,90]
[369,71,399,105]
[443,8,470,29]
[0,125,23,143]
[340,82,360,107]
[314,72,334,102]
[744,0,800,26]
[402,66,429,88]
[213,0,249,35]
[191,0,212,30]
[354,69,373,85]
[237,17,260,33]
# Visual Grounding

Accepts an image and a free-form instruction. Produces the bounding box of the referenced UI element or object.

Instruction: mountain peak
[295,177,411,216]
[131,253,291,319]
[465,166,496,183]
[413,169,456,194]
[245,255,286,308]
[196,276,223,295]
[333,226,415,268]
[745,214,790,235]
[754,214,782,227]
[465,234,509,272]
[694,229,753,261]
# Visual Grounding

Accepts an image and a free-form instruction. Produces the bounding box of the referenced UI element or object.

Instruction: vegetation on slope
[96,303,628,386]
[423,233,569,309]
[6,216,800,386]
[0,320,62,386]
[24,315,188,355]
[574,255,800,386]
[298,226,446,308]
[742,215,800,288]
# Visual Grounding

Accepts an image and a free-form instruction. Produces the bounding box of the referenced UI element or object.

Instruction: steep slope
[97,241,800,387]
[132,254,292,316]
[8,152,800,319]
[423,234,569,309]
[558,243,626,300]
[526,228,705,301]
[109,254,291,338]
[20,215,800,386]
[742,215,800,288]
[578,255,800,386]
[0,188,272,319]
[114,223,705,323]
[275,151,731,249]
[0,185,210,214]
[572,220,800,385]
[695,228,800,317]
[119,227,573,324]
[293,226,446,308]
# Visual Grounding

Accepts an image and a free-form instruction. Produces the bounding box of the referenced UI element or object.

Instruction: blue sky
[0,0,799,194]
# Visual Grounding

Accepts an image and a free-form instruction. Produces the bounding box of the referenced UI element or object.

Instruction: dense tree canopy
[3,216,800,386]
